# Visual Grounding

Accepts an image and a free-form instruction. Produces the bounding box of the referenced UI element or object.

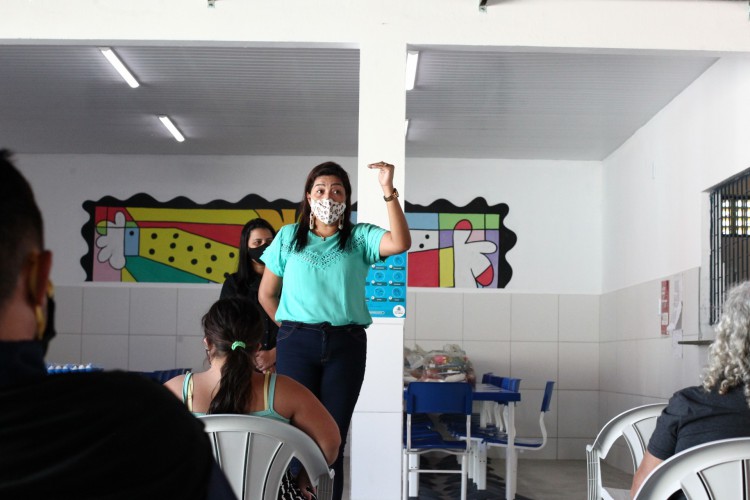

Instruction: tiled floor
[341,457,633,499]
[513,459,633,499]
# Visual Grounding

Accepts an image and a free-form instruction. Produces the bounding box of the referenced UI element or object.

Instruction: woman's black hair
[204,297,264,415]
[234,218,276,294]
[293,161,353,252]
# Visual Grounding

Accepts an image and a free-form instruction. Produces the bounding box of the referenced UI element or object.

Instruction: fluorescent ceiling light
[405,50,419,91]
[100,47,140,88]
[158,115,185,142]
[405,118,410,137]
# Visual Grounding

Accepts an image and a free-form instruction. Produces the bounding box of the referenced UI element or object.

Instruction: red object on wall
[661,280,670,335]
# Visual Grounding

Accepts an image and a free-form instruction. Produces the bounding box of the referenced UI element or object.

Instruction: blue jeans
[276,322,367,500]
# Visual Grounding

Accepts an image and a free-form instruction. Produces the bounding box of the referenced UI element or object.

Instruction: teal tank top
[182,371,289,423]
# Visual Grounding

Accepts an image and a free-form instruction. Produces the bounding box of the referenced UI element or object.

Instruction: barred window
[710,170,750,323]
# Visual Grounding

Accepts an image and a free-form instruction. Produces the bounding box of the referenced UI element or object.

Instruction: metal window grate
[710,169,750,324]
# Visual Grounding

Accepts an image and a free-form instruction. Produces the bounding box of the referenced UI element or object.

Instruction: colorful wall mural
[82,195,516,288]
[81,194,298,283]
[405,198,516,288]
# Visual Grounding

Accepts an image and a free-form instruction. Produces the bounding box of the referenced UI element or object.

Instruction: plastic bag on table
[404,343,476,386]
[403,344,427,384]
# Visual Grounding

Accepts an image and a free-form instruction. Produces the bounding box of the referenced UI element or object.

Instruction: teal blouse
[261,223,386,326]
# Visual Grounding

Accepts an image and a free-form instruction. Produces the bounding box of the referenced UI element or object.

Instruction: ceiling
[0,44,718,161]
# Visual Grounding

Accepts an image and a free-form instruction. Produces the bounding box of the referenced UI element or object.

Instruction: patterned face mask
[310,198,346,226]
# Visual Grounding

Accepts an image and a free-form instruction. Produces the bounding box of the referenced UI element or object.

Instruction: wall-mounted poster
[365,253,407,319]
[660,274,683,337]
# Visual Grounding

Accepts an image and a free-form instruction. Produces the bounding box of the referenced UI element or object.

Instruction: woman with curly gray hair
[631,281,750,498]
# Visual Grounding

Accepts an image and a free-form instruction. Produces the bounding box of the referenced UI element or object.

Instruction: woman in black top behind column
[220,218,278,373]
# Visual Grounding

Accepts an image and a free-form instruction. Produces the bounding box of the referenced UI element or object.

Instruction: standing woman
[259,161,411,500]
[221,218,278,373]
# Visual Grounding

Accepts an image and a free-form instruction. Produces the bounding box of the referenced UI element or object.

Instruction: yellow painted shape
[122,267,136,282]
[254,209,298,229]
[127,208,297,229]
[139,228,237,282]
[439,247,454,287]
[96,221,108,236]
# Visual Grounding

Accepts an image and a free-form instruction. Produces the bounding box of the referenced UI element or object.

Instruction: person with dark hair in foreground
[0,149,235,499]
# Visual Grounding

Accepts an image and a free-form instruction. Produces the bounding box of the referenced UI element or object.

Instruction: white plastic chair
[633,437,750,499]
[199,414,334,500]
[586,403,667,500]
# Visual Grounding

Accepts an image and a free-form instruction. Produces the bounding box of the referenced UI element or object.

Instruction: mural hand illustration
[95,211,127,270]
[453,220,497,288]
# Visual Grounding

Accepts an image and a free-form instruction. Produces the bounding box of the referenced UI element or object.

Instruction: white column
[350,37,407,500]
[356,38,406,228]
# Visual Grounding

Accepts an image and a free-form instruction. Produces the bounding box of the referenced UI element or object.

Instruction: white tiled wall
[48,283,222,373]
[405,289,601,460]
[49,271,704,469]
[597,266,710,472]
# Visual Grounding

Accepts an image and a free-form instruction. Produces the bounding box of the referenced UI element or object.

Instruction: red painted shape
[408,250,440,287]
[475,264,494,287]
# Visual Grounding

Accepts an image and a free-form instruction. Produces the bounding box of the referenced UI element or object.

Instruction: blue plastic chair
[402,382,473,500]
[488,374,522,392]
[485,380,555,451]
[485,376,522,433]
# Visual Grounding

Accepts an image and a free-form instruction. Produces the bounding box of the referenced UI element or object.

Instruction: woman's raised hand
[368,161,395,188]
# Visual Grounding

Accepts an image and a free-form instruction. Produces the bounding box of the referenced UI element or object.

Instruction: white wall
[407,158,603,294]
[598,55,750,470]
[405,288,601,460]
[17,153,603,293]
[17,154,354,284]
[603,55,750,293]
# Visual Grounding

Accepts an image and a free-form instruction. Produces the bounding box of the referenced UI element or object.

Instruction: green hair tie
[231,341,246,351]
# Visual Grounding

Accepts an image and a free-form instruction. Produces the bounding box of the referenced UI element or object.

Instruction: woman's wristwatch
[383,188,399,202]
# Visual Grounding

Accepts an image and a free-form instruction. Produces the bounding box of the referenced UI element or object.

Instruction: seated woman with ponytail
[165,297,340,499]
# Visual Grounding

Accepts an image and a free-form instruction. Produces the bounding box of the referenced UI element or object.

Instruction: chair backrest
[404,382,473,415]
[503,377,521,392]
[540,381,555,413]
[633,437,750,499]
[136,367,191,384]
[199,414,334,500]
[586,403,667,500]
[527,381,554,448]
[486,375,522,392]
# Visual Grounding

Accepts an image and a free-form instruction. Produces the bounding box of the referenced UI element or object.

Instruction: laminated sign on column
[365,252,407,318]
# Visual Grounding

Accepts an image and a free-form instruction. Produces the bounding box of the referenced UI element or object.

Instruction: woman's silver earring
[338,217,344,230]
[309,212,315,230]
[204,348,211,367]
